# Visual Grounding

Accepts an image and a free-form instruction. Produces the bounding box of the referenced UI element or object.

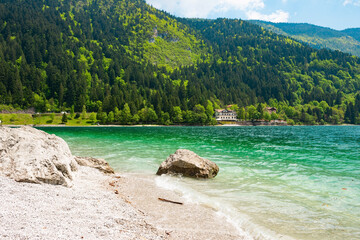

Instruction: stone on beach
[156,149,219,178]
[75,156,114,174]
[0,126,78,187]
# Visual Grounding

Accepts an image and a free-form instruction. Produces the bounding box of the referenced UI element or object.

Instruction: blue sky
[145,0,360,30]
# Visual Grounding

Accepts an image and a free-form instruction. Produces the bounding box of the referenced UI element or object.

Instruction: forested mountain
[0,0,360,125]
[342,28,360,42]
[251,20,360,57]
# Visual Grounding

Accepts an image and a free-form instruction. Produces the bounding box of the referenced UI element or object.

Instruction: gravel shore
[0,166,244,240]
[0,126,243,239]
[0,166,164,240]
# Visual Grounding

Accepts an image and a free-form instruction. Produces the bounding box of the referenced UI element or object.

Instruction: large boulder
[0,126,78,187]
[156,149,219,178]
[75,156,114,174]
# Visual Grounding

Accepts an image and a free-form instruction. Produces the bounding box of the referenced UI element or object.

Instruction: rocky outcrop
[75,156,114,174]
[156,149,219,178]
[0,126,78,187]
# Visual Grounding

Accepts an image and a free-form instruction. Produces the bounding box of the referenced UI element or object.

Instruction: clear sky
[145,0,360,30]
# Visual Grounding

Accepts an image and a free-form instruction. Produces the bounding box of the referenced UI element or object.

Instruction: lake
[39,126,360,240]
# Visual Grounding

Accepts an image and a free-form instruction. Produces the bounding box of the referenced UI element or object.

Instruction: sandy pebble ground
[0,167,244,240]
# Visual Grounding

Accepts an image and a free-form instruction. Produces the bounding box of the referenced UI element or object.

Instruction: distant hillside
[0,0,360,125]
[250,21,360,57]
[342,28,360,42]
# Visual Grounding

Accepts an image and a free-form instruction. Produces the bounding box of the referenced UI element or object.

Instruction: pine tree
[61,113,67,124]
[120,103,132,124]
[171,106,183,123]
[81,105,87,120]
[237,107,245,120]
[257,103,264,120]
[70,105,75,119]
[344,102,355,124]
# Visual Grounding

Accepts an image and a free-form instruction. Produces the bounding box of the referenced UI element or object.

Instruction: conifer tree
[61,113,67,124]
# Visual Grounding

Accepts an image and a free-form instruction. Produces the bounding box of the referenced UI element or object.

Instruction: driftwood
[158,198,183,205]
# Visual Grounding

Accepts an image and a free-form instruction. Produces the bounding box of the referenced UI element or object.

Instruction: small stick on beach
[158,198,183,205]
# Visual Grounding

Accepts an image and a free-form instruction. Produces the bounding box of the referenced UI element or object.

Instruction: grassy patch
[0,114,34,125]
[0,114,96,126]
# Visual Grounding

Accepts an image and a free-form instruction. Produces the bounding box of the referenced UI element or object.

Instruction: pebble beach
[0,166,243,240]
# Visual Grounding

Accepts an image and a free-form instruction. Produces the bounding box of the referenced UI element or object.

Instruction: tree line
[0,0,359,125]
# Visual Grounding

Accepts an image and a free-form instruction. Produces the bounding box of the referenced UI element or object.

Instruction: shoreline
[2,126,358,239]
[116,173,246,239]
[0,165,244,239]
[2,124,357,128]
[0,166,164,240]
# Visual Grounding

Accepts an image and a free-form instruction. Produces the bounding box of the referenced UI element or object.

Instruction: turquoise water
[39,126,360,239]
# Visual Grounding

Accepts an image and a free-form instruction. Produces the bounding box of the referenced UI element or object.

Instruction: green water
[39,126,360,240]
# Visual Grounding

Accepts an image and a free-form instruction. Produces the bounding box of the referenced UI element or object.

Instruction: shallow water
[39,126,360,240]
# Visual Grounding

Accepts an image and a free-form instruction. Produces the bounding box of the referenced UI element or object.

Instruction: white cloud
[246,9,289,22]
[147,0,264,18]
[343,0,360,6]
[146,0,289,23]
[146,0,217,18]
[218,0,265,11]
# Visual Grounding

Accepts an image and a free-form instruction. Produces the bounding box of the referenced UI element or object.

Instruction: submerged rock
[75,156,114,174]
[0,126,78,187]
[156,149,219,178]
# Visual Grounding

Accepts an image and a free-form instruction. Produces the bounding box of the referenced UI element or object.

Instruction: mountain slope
[0,0,206,110]
[103,0,206,69]
[251,21,360,57]
[181,18,360,101]
[342,28,360,42]
[0,0,360,125]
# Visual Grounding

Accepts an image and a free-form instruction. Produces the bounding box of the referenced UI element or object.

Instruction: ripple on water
[38,126,360,240]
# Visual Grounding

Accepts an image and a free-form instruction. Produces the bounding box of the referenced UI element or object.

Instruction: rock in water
[0,126,78,187]
[75,156,114,174]
[156,149,219,178]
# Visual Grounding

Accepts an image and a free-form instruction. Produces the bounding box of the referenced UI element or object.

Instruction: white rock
[156,149,219,178]
[75,156,114,174]
[0,126,78,187]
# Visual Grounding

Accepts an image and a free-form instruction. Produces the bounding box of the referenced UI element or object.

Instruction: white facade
[215,109,237,121]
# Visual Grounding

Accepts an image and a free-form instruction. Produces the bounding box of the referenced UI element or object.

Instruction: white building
[215,109,237,121]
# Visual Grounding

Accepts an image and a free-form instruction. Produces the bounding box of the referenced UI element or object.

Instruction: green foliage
[114,107,121,122]
[89,112,96,122]
[105,0,206,69]
[171,106,183,123]
[0,113,33,125]
[50,113,55,123]
[271,112,279,121]
[70,105,75,119]
[99,112,107,124]
[287,119,295,125]
[247,105,258,120]
[132,113,140,123]
[257,103,264,119]
[120,103,132,124]
[61,113,67,123]
[10,114,17,122]
[252,21,360,57]
[0,0,359,126]
[264,112,271,121]
[139,107,158,123]
[193,104,208,124]
[81,105,87,120]
[160,111,171,125]
[237,107,246,120]
[107,111,115,123]
[205,101,215,119]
